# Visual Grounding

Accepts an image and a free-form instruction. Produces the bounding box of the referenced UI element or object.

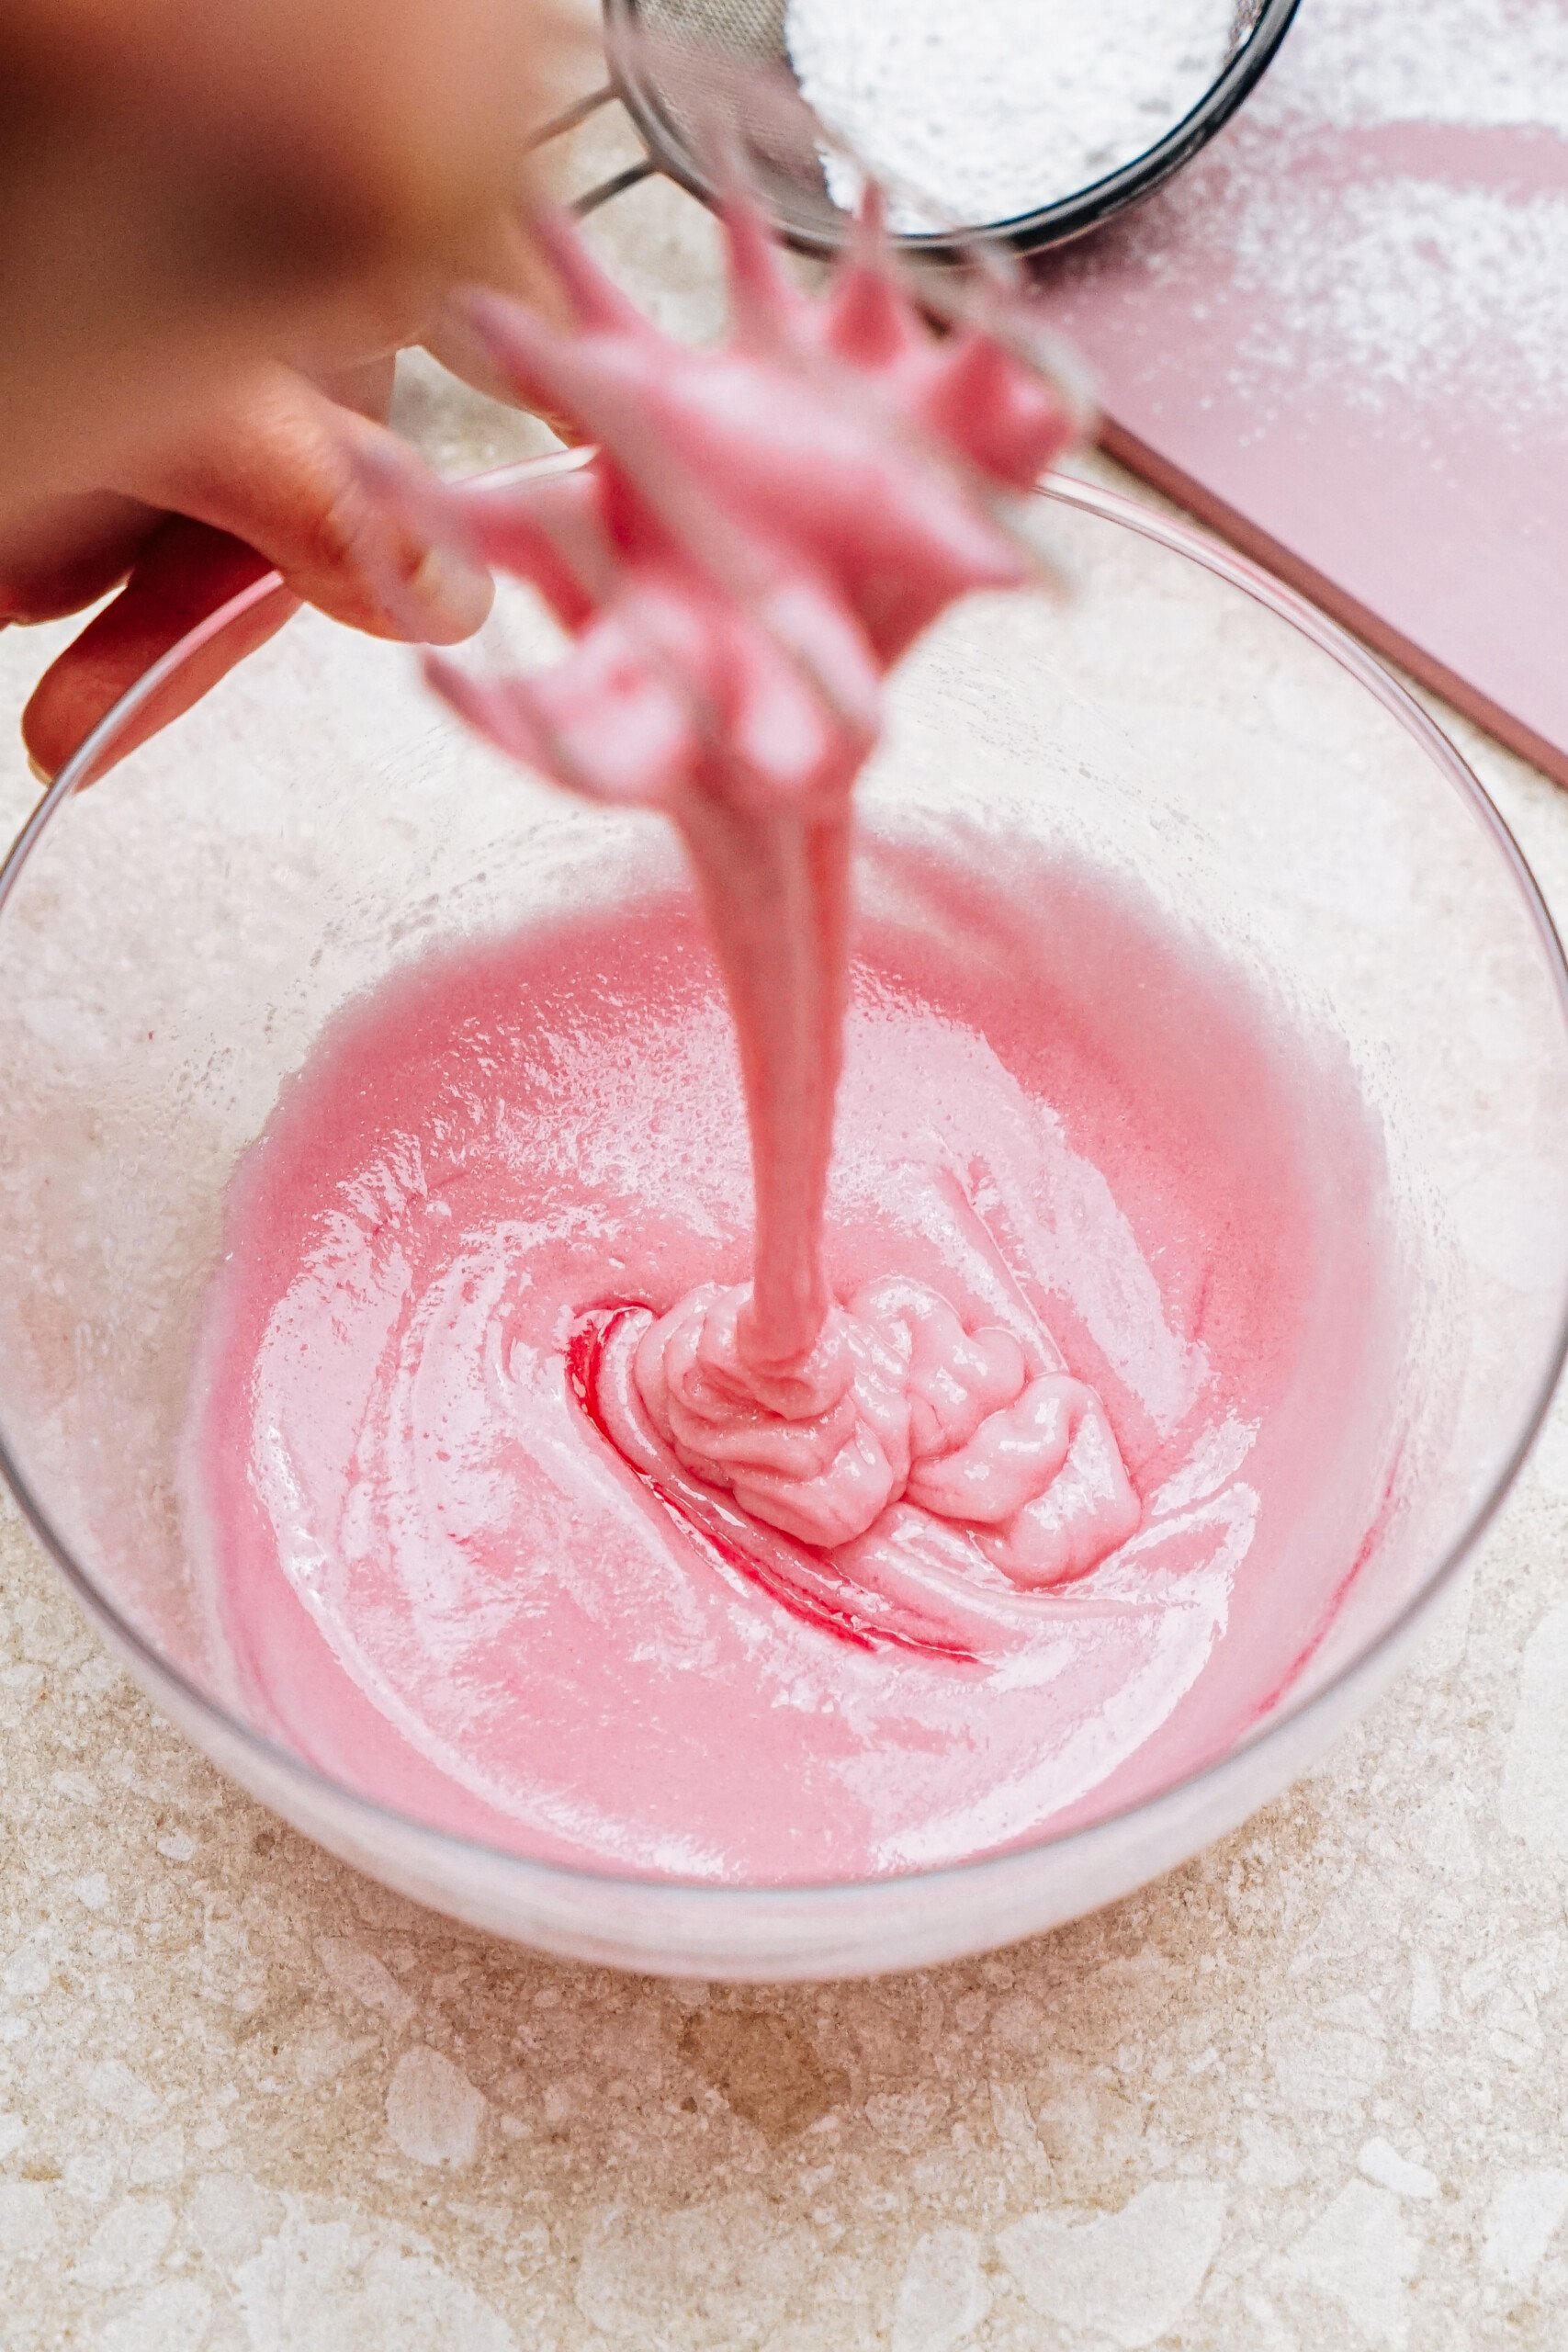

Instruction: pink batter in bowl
[2,465,1565,1979]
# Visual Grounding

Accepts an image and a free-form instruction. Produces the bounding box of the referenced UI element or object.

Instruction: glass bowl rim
[2,463,1565,1916]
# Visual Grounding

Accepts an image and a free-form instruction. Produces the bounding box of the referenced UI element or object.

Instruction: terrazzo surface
[3,162,1568,2351]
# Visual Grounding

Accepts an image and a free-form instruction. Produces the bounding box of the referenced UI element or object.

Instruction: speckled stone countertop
[4,169,1568,2352]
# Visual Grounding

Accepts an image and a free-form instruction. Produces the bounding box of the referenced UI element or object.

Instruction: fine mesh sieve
[541,0,1301,258]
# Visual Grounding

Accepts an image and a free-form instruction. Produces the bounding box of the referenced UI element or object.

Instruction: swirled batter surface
[186,851,1405,1881]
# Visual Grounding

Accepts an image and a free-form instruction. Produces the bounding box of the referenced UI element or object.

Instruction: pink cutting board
[1032,0,1568,783]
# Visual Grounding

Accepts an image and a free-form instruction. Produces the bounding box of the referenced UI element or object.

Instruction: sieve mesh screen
[633,0,789,62]
[607,0,840,243]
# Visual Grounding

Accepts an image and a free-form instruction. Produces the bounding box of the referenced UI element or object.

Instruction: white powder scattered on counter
[1229,176,1568,418]
[785,0,1241,231]
[1076,0,1568,426]
[1267,0,1568,134]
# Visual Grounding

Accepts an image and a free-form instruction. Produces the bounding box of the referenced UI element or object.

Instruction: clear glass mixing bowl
[3,466,1565,1980]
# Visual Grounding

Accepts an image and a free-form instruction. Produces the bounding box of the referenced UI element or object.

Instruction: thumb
[127,364,494,645]
[23,365,495,781]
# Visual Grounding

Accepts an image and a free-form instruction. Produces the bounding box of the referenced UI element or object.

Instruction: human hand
[4,351,503,782]
[0,0,590,778]
[0,0,581,512]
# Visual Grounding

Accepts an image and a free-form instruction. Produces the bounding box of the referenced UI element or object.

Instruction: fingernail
[404,543,494,643]
[27,751,52,786]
